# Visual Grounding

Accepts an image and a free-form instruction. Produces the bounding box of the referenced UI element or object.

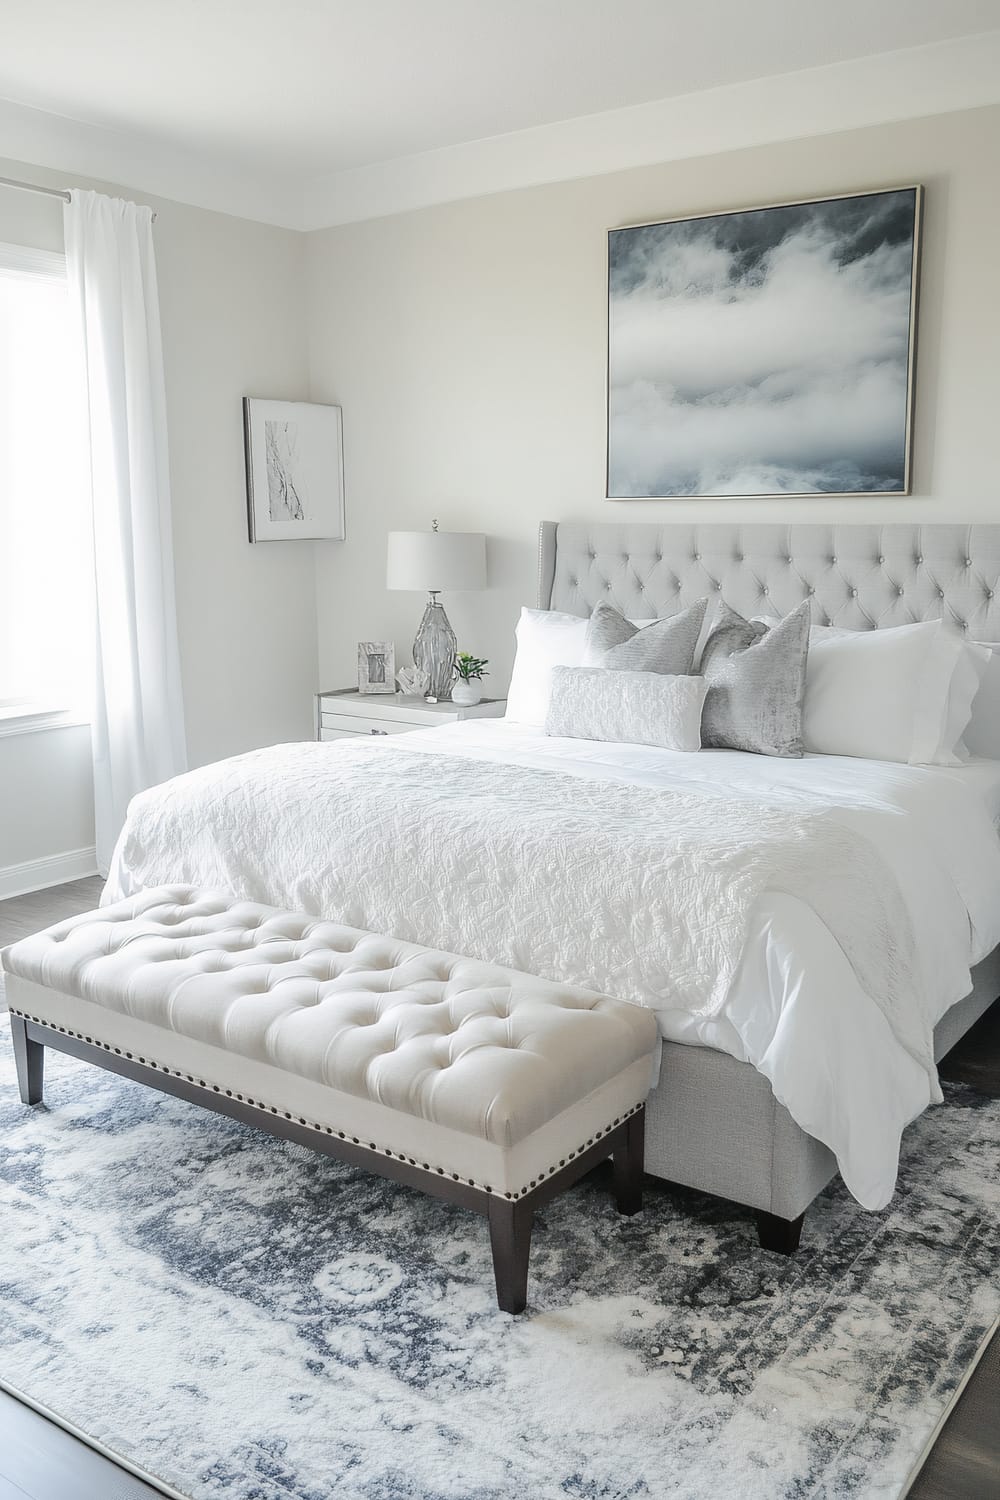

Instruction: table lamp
[386,522,487,701]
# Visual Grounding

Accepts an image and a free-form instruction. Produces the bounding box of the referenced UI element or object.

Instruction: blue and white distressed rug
[0,1019,997,1500]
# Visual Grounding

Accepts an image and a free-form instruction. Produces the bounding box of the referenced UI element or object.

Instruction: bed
[535,521,1000,1246]
[104,521,1000,1251]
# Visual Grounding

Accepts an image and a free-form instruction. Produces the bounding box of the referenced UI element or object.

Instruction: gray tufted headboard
[537,522,1000,642]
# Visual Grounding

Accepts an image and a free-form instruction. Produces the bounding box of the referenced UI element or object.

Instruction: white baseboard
[0,847,99,901]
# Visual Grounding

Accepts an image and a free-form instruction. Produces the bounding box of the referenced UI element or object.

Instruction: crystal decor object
[412,595,457,701]
[396,664,430,697]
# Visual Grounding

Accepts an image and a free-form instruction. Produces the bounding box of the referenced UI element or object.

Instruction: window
[0,241,89,725]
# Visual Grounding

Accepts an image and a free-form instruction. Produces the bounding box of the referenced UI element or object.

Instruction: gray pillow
[700,601,811,757]
[546,667,708,751]
[582,598,708,673]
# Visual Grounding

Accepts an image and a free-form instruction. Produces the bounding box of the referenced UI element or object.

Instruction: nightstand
[315,688,507,741]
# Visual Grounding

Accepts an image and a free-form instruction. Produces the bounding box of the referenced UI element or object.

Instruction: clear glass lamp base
[412,597,457,701]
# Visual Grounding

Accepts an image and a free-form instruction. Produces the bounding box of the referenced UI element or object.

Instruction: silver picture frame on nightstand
[357,641,396,695]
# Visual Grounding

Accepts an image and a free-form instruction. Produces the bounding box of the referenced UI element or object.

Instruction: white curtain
[64,189,187,875]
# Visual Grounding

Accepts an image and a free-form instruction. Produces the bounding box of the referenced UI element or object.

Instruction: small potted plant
[452,652,489,707]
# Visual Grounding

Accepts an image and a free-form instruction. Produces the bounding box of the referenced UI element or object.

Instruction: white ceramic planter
[451,680,482,706]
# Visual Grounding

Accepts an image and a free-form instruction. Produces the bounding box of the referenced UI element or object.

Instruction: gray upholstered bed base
[537,521,1000,1238]
[644,952,1000,1228]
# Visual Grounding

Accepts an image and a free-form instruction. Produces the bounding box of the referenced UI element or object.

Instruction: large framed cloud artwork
[244,398,346,541]
[607,186,922,498]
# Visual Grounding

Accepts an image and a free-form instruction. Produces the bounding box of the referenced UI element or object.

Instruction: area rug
[1,1020,998,1500]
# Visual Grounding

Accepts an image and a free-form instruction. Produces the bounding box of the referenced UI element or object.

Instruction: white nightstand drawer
[314,688,507,742]
[320,711,412,737]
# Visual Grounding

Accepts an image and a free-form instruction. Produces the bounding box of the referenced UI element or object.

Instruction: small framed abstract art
[244,398,345,541]
[607,185,922,499]
[358,641,396,695]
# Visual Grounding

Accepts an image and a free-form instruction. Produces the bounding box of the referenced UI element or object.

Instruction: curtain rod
[0,173,71,204]
[0,173,157,219]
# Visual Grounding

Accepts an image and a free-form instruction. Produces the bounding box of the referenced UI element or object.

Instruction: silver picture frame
[244,397,346,542]
[358,640,396,695]
[606,184,923,500]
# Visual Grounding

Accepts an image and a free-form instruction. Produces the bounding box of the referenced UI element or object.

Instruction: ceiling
[1,0,1000,226]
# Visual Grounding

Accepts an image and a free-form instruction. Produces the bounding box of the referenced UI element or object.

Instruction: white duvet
[105,721,1000,1211]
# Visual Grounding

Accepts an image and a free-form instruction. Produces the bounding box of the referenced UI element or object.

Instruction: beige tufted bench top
[3,887,659,1202]
[4,886,659,1312]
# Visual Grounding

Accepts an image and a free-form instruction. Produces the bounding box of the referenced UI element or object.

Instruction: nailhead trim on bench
[7,1008,643,1201]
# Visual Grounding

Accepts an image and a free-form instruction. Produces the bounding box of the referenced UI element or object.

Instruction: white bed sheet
[388,721,1000,1210]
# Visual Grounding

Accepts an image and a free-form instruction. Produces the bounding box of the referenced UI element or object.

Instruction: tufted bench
[1,886,659,1313]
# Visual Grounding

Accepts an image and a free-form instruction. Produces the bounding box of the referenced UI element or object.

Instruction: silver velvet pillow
[582,598,708,673]
[545,667,708,751]
[700,601,811,757]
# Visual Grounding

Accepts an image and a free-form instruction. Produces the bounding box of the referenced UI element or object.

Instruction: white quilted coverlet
[106,738,933,1086]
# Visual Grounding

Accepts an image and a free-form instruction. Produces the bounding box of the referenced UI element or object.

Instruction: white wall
[0,160,315,891]
[151,190,315,766]
[0,724,95,891]
[304,104,1000,694]
[4,99,1000,890]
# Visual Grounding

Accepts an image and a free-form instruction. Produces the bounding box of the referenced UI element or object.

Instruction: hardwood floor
[907,1325,1000,1500]
[1,877,998,1499]
[0,877,104,945]
[0,1389,167,1500]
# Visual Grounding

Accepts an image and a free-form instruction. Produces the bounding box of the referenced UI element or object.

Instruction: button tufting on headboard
[537,522,1000,642]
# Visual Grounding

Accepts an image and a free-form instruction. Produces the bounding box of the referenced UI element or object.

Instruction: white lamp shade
[386,529,487,593]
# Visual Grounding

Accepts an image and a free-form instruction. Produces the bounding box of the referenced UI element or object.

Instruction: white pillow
[505,608,588,725]
[962,642,1000,759]
[545,667,707,752]
[805,621,985,765]
[505,605,662,725]
[945,639,991,761]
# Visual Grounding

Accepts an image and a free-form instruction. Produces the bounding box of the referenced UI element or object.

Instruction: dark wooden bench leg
[10,1014,44,1105]
[613,1107,645,1216]
[757,1209,804,1255]
[488,1196,534,1314]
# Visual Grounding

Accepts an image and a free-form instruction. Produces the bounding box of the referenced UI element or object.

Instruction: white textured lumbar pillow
[805,621,986,765]
[545,667,708,752]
